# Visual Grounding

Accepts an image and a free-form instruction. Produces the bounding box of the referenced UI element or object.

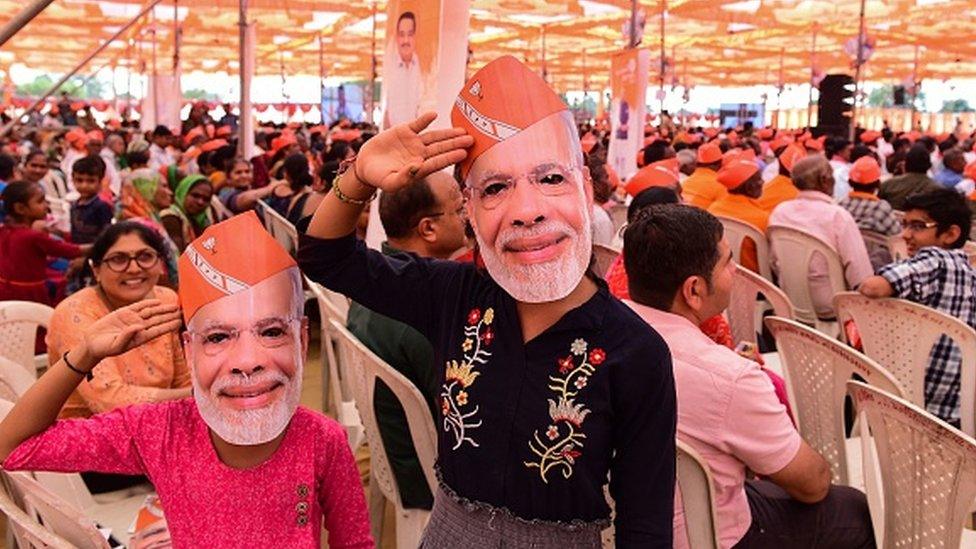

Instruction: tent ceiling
[1,0,975,91]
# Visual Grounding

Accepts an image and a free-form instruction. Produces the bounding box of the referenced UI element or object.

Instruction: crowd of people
[0,52,972,548]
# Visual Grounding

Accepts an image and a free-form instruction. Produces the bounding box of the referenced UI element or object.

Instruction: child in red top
[0,182,86,305]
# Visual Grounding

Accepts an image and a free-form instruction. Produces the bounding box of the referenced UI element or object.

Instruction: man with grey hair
[934,147,966,190]
[676,149,697,179]
[768,155,873,319]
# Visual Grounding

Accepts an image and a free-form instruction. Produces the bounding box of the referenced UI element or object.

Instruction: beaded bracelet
[332,156,377,206]
[63,351,93,381]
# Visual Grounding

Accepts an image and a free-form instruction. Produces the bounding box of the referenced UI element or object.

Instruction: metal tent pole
[807,23,818,128]
[0,0,164,137]
[849,0,867,140]
[0,0,55,49]
[238,0,253,156]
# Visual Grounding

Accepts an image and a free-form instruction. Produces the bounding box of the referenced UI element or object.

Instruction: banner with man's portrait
[607,48,649,181]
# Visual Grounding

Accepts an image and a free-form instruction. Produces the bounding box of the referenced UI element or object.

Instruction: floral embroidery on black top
[525,337,605,483]
[441,307,494,449]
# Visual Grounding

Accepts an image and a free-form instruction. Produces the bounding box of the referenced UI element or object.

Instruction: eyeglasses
[466,163,580,210]
[426,205,466,221]
[100,250,160,273]
[900,220,939,233]
[186,316,300,357]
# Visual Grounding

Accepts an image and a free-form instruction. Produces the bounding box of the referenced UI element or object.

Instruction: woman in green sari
[160,174,214,252]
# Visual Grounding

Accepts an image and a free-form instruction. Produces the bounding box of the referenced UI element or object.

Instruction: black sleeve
[609,332,676,547]
[298,232,467,341]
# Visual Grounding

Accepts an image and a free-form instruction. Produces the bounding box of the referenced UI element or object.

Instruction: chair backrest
[304,276,346,414]
[848,380,976,549]
[608,203,628,234]
[0,355,36,401]
[727,264,795,347]
[676,439,721,549]
[0,301,54,372]
[254,200,298,254]
[716,215,772,280]
[0,471,76,549]
[591,244,620,279]
[767,225,848,326]
[210,195,233,222]
[834,291,976,436]
[7,472,110,549]
[765,316,904,485]
[964,240,976,268]
[859,229,908,262]
[329,319,438,508]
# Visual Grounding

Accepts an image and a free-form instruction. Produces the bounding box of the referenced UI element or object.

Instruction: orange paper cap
[86,130,104,142]
[769,134,794,153]
[625,159,680,196]
[757,128,775,140]
[184,126,206,146]
[451,55,568,183]
[716,158,760,190]
[804,135,825,151]
[849,156,881,185]
[860,130,881,144]
[178,211,296,323]
[778,143,807,173]
[200,139,228,153]
[216,125,232,138]
[697,142,722,164]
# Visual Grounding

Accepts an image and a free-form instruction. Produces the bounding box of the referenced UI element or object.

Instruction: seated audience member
[70,156,114,245]
[707,157,769,273]
[265,153,321,224]
[218,157,287,214]
[859,188,976,426]
[22,149,68,199]
[879,145,939,210]
[769,155,873,319]
[757,143,805,213]
[0,212,372,548]
[585,151,615,246]
[681,142,726,209]
[933,148,966,189]
[160,174,213,251]
[839,156,901,269]
[347,172,466,512]
[120,140,173,222]
[49,221,191,419]
[0,182,86,306]
[623,204,874,548]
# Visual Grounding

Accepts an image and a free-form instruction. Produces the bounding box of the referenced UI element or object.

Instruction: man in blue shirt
[934,148,966,189]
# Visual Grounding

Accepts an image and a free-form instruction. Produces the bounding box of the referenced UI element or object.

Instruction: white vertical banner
[140,69,182,133]
[607,48,650,181]
[239,21,256,159]
[367,0,470,249]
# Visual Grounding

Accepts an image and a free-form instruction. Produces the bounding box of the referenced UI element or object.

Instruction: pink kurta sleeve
[3,404,152,475]
[317,421,373,549]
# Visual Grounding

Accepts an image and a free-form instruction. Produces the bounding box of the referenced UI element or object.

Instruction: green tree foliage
[941,99,972,113]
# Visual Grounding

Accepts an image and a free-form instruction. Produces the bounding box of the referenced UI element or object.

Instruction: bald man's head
[791,155,834,195]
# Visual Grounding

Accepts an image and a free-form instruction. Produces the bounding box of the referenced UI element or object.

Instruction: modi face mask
[178,212,306,446]
[452,56,592,303]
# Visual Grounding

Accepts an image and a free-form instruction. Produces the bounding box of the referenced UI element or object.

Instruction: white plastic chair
[848,380,976,548]
[0,471,78,549]
[254,199,298,254]
[860,229,908,263]
[834,292,976,436]
[716,215,772,280]
[676,439,721,549]
[330,319,437,549]
[727,264,794,348]
[6,472,111,549]
[767,225,847,336]
[304,276,363,451]
[765,316,904,487]
[591,243,620,279]
[0,355,36,402]
[0,300,54,374]
[210,195,233,222]
[608,203,628,235]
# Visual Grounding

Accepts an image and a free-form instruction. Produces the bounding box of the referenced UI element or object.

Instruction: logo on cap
[469,81,482,98]
[202,237,216,254]
[454,96,520,143]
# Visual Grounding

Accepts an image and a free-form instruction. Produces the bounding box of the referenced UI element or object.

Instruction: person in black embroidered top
[298,55,675,548]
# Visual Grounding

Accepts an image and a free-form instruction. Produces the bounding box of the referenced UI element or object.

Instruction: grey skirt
[418,486,604,549]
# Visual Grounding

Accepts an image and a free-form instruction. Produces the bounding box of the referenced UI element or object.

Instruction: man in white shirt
[769,155,874,318]
[383,11,422,129]
[149,125,177,172]
[827,136,852,201]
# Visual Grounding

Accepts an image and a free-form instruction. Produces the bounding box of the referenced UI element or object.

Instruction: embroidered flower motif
[588,348,606,365]
[525,337,607,483]
[570,338,587,356]
[441,308,494,450]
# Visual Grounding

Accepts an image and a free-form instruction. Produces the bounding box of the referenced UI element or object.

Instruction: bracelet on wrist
[332,156,376,206]
[63,351,93,381]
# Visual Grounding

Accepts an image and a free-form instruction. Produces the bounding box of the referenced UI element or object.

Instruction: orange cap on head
[451,55,569,183]
[184,126,206,146]
[757,128,775,140]
[860,130,881,144]
[804,135,825,151]
[624,159,680,196]
[65,128,88,148]
[86,130,104,142]
[778,143,807,173]
[270,133,298,156]
[769,133,794,153]
[849,156,881,185]
[716,158,760,190]
[697,142,722,164]
[215,125,232,138]
[200,139,228,153]
[178,211,297,323]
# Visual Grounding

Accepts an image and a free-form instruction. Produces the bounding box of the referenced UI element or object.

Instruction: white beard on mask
[193,362,303,446]
[475,209,592,303]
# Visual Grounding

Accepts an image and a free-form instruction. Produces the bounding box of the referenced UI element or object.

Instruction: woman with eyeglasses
[47,221,191,424]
